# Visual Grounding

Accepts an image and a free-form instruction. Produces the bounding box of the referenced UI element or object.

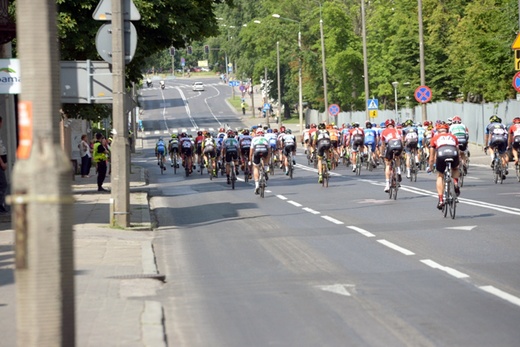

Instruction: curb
[141,300,167,347]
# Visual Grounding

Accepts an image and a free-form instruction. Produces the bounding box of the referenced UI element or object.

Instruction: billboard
[0,59,21,94]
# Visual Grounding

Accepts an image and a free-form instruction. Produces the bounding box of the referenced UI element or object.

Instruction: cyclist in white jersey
[449,115,469,174]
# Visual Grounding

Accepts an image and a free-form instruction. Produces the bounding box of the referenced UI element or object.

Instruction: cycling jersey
[156,140,166,155]
[486,122,508,154]
[430,132,459,173]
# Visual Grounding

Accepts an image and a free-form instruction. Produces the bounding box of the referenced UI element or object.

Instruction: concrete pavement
[0,155,167,347]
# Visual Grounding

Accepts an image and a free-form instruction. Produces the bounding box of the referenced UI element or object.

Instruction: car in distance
[192,82,204,91]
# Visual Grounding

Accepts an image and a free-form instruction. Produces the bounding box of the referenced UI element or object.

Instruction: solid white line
[479,285,520,308]
[347,226,375,237]
[420,259,470,279]
[288,200,302,207]
[378,239,415,256]
[321,216,344,225]
[276,195,288,200]
[303,207,320,215]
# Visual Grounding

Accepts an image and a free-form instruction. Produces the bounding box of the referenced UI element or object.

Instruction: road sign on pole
[414,85,432,103]
[328,103,340,116]
[367,99,379,110]
[93,0,141,20]
[369,110,378,118]
[512,71,520,92]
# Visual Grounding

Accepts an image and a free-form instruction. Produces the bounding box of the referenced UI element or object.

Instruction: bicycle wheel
[459,162,465,187]
[443,181,450,218]
[516,164,520,182]
[200,158,204,175]
[324,171,329,188]
[173,157,177,174]
[160,163,164,175]
[209,162,213,181]
[449,187,457,219]
[260,174,265,198]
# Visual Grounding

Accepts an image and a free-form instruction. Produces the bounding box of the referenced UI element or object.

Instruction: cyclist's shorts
[241,147,250,158]
[365,141,376,153]
[253,148,269,165]
[317,140,331,158]
[181,147,192,157]
[512,135,520,150]
[225,150,238,163]
[331,140,338,148]
[435,145,459,173]
[384,140,403,160]
[283,144,296,156]
[196,144,202,155]
[157,148,166,156]
[404,140,418,154]
[203,147,216,158]
[490,135,507,154]
[456,136,468,151]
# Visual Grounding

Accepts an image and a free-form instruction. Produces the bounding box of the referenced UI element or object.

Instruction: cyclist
[329,124,341,166]
[239,129,253,176]
[347,122,364,173]
[508,117,520,165]
[380,119,403,192]
[202,132,217,177]
[282,129,297,175]
[215,128,226,170]
[179,132,194,174]
[222,129,240,184]
[264,128,278,170]
[194,130,204,171]
[402,119,419,178]
[155,137,167,170]
[168,134,180,168]
[250,129,270,194]
[312,123,332,183]
[302,124,311,155]
[449,115,470,174]
[364,121,378,167]
[308,123,318,161]
[427,121,460,210]
[484,115,508,178]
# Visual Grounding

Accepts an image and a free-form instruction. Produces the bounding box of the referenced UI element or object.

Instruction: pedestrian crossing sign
[367,99,379,110]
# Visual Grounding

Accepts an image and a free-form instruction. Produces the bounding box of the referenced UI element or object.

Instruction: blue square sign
[367,99,379,110]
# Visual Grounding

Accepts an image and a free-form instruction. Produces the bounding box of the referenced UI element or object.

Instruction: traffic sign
[263,103,271,110]
[367,99,379,110]
[95,22,137,64]
[328,103,340,116]
[93,0,141,21]
[515,51,520,71]
[512,33,520,50]
[414,85,432,103]
[512,72,520,92]
[228,81,240,87]
[369,110,378,118]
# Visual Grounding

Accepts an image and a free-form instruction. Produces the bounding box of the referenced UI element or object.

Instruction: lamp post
[277,41,282,127]
[272,14,303,134]
[316,1,328,123]
[392,81,399,122]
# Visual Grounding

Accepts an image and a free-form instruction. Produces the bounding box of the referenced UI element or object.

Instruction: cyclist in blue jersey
[155,137,167,170]
[364,121,378,167]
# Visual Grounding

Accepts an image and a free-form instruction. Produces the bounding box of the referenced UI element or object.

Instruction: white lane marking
[347,226,375,237]
[303,207,320,215]
[445,225,477,231]
[420,259,470,279]
[378,239,415,256]
[317,284,354,297]
[175,87,198,129]
[479,285,520,308]
[321,215,344,225]
[276,195,288,200]
[288,200,302,207]
[204,85,224,126]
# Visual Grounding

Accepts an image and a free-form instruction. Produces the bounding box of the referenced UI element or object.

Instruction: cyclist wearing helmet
[264,128,278,160]
[195,130,205,170]
[202,132,217,177]
[346,122,365,173]
[239,129,253,176]
[281,129,297,175]
[250,129,270,194]
[222,130,240,184]
[485,115,508,175]
[449,115,470,174]
[364,121,378,167]
[155,137,167,170]
[508,117,520,165]
[168,134,180,168]
[302,124,311,154]
[180,132,195,174]
[328,124,341,165]
[428,121,460,210]
[308,123,319,160]
[381,119,404,192]
[312,123,332,183]
[402,119,419,179]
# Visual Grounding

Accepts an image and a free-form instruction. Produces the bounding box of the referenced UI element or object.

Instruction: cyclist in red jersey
[380,119,403,192]
[508,117,520,165]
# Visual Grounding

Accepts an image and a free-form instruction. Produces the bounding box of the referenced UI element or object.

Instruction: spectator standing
[93,132,109,192]
[79,134,91,177]
[0,117,8,213]
[241,101,246,115]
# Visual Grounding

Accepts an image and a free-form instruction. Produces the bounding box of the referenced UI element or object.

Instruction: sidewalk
[0,160,167,347]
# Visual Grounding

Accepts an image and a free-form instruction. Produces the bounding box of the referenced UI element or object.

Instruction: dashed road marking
[321,215,344,225]
[347,226,375,237]
[420,259,470,279]
[479,285,520,308]
[303,207,320,215]
[377,239,415,256]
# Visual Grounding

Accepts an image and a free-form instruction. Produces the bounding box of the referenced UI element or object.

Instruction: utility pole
[361,0,370,122]
[111,0,130,227]
[277,41,282,127]
[14,0,75,346]
[418,0,427,121]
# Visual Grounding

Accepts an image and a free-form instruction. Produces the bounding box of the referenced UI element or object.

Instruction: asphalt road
[137,77,520,347]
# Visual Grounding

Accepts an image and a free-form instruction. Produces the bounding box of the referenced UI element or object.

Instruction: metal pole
[111,0,130,227]
[298,29,304,135]
[319,17,328,123]
[392,81,399,122]
[265,66,270,128]
[361,0,370,122]
[277,41,282,127]
[418,0,427,121]
[14,0,75,345]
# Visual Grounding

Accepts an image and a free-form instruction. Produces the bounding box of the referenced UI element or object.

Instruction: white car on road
[192,82,204,91]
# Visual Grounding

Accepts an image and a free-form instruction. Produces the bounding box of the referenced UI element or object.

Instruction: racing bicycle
[441,158,458,219]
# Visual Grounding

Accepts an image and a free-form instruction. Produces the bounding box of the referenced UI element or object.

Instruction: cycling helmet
[352,122,359,128]
[219,127,225,133]
[385,119,395,127]
[171,134,177,138]
[311,123,317,128]
[318,123,326,130]
[380,122,386,128]
[365,121,372,129]
[227,130,235,137]
[159,137,163,141]
[243,129,250,135]
[266,129,273,133]
[204,132,211,137]
[286,129,292,134]
[404,119,413,127]
[197,131,202,136]
[423,120,432,127]
[180,132,187,138]
[513,117,520,124]
[256,129,264,136]
[436,121,449,131]
[305,124,310,129]
[447,118,453,125]
[452,116,462,123]
[280,126,286,133]
[435,119,443,126]
[489,115,501,123]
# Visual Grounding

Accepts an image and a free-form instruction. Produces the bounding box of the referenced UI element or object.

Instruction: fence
[304,99,520,146]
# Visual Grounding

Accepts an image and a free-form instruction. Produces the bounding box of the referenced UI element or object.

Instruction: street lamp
[272,14,303,134]
[391,81,399,122]
[313,0,328,122]
[277,41,281,127]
